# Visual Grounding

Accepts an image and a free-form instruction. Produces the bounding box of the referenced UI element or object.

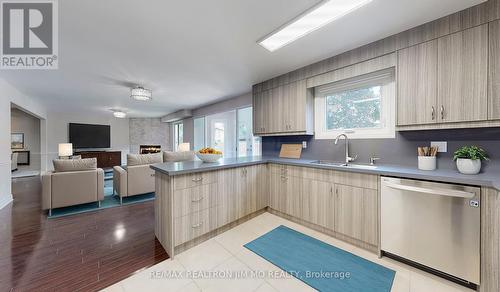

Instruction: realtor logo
[1,0,58,69]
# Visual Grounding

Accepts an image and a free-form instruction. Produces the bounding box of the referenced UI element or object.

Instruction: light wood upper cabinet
[334,184,378,246]
[252,79,313,136]
[437,24,488,123]
[489,20,500,120]
[397,40,438,126]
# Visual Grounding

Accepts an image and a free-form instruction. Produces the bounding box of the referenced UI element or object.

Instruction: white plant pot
[418,156,436,171]
[456,158,481,175]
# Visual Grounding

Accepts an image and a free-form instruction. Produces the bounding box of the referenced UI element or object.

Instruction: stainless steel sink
[309,160,378,169]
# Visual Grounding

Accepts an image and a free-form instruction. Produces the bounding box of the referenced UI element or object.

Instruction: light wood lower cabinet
[156,163,379,257]
[268,164,379,248]
[174,206,218,246]
[269,171,287,214]
[334,185,378,246]
[300,178,334,230]
[173,183,218,218]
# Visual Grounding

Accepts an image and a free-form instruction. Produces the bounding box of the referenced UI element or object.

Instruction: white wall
[45,112,130,169]
[0,79,47,210]
[11,108,41,171]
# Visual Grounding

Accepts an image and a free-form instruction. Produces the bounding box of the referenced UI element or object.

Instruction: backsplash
[262,128,500,172]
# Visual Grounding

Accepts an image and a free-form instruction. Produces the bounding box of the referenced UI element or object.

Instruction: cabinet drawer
[173,171,217,190]
[173,183,218,218]
[174,207,218,246]
[333,171,378,190]
[269,163,303,177]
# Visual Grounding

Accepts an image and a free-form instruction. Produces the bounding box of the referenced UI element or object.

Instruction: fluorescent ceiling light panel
[259,0,372,52]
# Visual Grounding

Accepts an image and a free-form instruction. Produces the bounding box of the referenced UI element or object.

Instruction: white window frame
[314,68,396,140]
[192,106,262,158]
[173,121,183,151]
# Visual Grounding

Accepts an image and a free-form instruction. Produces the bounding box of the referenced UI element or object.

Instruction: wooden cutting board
[279,144,302,159]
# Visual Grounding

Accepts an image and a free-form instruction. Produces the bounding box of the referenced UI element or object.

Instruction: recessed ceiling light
[131,86,152,101]
[112,110,127,118]
[258,0,373,52]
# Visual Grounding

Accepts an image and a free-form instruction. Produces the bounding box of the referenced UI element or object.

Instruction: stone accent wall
[129,118,170,154]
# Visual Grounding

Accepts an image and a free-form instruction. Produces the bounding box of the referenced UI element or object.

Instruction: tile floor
[101,212,474,292]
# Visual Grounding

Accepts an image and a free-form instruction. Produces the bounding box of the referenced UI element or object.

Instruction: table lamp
[58,143,73,159]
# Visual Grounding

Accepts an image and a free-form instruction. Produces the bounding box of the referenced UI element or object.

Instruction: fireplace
[140,145,161,154]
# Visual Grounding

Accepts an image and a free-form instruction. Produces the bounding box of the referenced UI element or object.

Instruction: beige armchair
[42,158,104,215]
[113,153,163,204]
[11,152,18,172]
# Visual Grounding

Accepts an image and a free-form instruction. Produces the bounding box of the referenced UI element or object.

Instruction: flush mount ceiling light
[111,110,127,118]
[258,0,373,52]
[131,86,152,101]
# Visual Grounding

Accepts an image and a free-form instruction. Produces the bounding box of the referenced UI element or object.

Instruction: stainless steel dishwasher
[380,177,480,286]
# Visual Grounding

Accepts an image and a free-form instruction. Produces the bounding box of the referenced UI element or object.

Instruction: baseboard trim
[0,194,13,210]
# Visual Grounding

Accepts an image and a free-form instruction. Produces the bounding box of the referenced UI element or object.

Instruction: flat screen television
[69,123,111,149]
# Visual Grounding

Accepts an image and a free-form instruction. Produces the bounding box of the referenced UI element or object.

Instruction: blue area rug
[244,225,395,292]
[48,170,155,218]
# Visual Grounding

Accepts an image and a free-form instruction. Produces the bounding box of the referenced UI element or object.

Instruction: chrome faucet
[335,133,357,166]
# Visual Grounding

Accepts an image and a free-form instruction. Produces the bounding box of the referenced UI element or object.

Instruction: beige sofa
[113,153,163,204]
[163,150,195,162]
[42,158,104,215]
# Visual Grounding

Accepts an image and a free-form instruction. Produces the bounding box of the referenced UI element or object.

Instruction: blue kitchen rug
[48,171,155,218]
[244,225,395,292]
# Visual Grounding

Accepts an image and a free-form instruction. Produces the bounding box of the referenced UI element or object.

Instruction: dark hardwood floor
[0,176,169,292]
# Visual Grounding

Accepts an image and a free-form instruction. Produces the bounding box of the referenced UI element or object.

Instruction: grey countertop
[150,156,500,190]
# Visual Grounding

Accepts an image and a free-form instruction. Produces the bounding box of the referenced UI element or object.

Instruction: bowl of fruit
[196,148,223,163]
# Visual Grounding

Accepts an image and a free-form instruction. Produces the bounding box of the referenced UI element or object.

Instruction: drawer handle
[191,197,204,202]
[192,222,203,228]
[150,174,155,177]
[191,177,203,182]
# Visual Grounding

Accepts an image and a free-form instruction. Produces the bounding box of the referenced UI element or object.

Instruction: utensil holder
[418,156,436,171]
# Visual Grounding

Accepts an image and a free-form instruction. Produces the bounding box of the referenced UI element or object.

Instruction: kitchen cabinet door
[253,91,264,134]
[255,164,269,210]
[489,20,500,120]
[397,40,438,125]
[285,175,302,218]
[270,86,284,133]
[216,168,238,227]
[237,165,260,218]
[252,80,313,136]
[301,178,334,229]
[253,90,272,134]
[269,171,287,214]
[334,185,378,246]
[437,24,488,123]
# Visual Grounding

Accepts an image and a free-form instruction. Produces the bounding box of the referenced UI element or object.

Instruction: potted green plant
[453,146,489,175]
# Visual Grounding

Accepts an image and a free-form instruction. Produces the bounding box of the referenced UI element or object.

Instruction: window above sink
[314,68,396,139]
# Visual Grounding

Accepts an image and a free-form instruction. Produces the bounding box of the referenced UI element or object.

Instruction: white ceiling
[1,0,484,117]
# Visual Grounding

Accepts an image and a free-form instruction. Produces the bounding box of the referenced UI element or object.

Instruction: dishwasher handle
[382,181,476,199]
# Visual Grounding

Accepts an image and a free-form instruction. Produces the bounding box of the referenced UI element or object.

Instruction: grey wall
[178,92,252,150]
[46,111,130,169]
[262,128,500,172]
[10,108,41,171]
[129,118,171,154]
